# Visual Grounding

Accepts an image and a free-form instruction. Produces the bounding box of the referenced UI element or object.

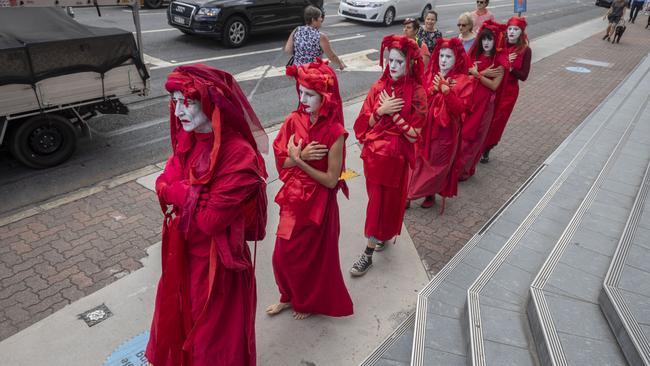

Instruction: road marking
[93,117,167,138]
[574,58,612,68]
[141,28,177,34]
[329,21,356,27]
[233,49,379,81]
[144,53,174,68]
[149,34,366,69]
[123,10,167,14]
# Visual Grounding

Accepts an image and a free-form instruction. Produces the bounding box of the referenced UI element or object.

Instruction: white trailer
[0,1,149,168]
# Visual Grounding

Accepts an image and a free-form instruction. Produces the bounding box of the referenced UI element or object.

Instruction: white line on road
[149,34,366,70]
[93,118,167,138]
[144,53,174,68]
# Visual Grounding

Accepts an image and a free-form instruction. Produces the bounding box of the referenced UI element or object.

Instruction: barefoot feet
[292,311,311,320]
[266,302,291,316]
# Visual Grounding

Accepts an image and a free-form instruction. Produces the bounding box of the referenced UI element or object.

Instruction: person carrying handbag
[284,6,346,70]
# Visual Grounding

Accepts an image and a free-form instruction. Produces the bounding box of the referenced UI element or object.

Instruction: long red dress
[272,111,353,316]
[456,51,507,180]
[483,45,531,150]
[408,37,473,201]
[355,76,427,241]
[146,65,268,366]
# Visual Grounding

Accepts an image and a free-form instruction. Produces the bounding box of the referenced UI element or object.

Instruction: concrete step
[409,53,650,366]
[359,313,414,366]
[600,162,650,366]
[464,55,650,366]
[526,77,650,364]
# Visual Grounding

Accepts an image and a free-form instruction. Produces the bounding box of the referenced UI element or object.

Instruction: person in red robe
[350,35,427,276]
[407,37,473,210]
[266,58,353,320]
[456,20,507,180]
[481,16,532,163]
[145,64,268,366]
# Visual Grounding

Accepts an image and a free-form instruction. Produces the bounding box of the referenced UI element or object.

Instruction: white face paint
[388,48,406,81]
[438,48,455,76]
[299,85,323,114]
[172,91,212,133]
[507,25,522,44]
[482,37,494,53]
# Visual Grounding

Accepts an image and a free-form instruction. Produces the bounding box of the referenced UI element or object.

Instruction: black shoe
[603,34,609,40]
[350,254,373,277]
[480,151,490,164]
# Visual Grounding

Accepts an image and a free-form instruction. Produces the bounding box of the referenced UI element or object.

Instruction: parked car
[338,0,435,26]
[595,0,613,8]
[167,0,323,48]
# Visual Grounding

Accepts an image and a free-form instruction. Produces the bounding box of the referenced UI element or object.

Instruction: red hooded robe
[354,35,427,242]
[146,65,268,366]
[456,20,508,180]
[483,16,532,150]
[272,59,353,316]
[408,37,473,201]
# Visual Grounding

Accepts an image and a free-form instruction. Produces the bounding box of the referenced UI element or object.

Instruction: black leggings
[630,2,643,22]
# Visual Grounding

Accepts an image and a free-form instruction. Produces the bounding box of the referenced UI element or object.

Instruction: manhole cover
[78,303,112,327]
[103,331,150,366]
[565,66,591,74]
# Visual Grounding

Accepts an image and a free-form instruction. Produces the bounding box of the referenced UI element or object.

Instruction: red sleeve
[354,83,381,143]
[511,47,531,82]
[155,155,183,210]
[445,77,474,118]
[272,115,294,176]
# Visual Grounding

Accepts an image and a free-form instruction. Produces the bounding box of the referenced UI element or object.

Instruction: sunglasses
[476,0,486,3]
[457,23,468,27]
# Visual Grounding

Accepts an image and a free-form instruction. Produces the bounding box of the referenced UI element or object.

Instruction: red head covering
[506,16,529,50]
[286,58,344,126]
[426,37,470,84]
[165,64,268,183]
[468,19,507,59]
[379,34,425,85]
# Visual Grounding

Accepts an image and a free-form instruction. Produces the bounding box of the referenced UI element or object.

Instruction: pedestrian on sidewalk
[629,0,645,23]
[458,12,476,52]
[285,5,346,70]
[456,20,506,181]
[481,16,531,163]
[266,59,353,320]
[418,10,443,54]
[350,35,427,277]
[603,0,627,41]
[408,37,473,211]
[145,65,269,366]
[403,17,431,65]
[471,0,495,33]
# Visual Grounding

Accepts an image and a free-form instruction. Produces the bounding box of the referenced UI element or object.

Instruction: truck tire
[144,0,164,9]
[9,114,77,169]
[222,16,249,48]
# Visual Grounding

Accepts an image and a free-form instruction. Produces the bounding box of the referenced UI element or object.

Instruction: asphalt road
[0,0,604,216]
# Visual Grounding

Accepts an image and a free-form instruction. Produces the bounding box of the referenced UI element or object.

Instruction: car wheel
[420,4,431,21]
[9,114,77,169]
[179,29,192,35]
[144,0,163,9]
[383,7,395,26]
[222,16,249,48]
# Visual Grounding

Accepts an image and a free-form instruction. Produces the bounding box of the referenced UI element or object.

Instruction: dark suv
[595,0,613,8]
[167,0,324,48]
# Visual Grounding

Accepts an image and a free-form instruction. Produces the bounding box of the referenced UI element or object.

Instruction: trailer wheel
[9,114,77,169]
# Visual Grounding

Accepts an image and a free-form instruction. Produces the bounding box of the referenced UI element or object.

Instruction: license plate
[173,15,187,25]
[347,8,359,14]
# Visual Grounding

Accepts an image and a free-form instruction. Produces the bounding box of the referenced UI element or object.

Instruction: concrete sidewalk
[1,14,648,366]
[0,102,429,366]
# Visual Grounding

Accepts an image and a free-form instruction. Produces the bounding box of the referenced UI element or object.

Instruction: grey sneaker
[350,254,373,277]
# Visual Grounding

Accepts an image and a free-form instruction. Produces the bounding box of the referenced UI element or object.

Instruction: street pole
[132,0,144,63]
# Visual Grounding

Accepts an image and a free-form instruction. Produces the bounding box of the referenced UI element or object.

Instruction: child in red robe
[266,59,353,320]
[456,20,507,180]
[481,16,532,163]
[350,35,427,276]
[146,65,268,366]
[408,37,473,210]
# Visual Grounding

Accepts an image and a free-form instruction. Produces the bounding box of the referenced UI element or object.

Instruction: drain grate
[78,304,113,327]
